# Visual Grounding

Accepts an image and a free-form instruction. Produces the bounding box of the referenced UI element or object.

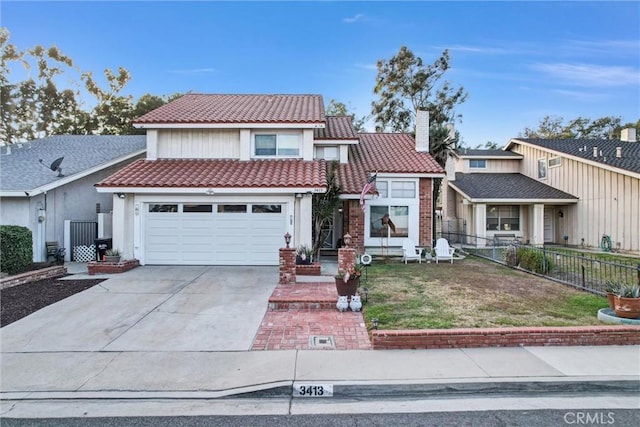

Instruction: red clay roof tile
[314,116,358,140]
[134,94,326,125]
[337,133,445,194]
[96,159,327,189]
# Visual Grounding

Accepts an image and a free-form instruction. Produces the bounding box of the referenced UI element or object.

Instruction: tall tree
[520,115,631,139]
[83,67,134,135]
[371,46,468,133]
[325,98,367,132]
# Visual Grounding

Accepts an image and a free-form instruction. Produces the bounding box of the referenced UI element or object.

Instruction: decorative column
[279,232,296,284]
[532,204,545,246]
[474,203,487,247]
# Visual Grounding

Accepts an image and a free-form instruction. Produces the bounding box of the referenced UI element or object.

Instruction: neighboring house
[0,135,146,262]
[442,128,640,252]
[95,94,444,265]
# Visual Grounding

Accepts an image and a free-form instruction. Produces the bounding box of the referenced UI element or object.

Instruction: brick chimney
[620,128,637,142]
[415,109,429,152]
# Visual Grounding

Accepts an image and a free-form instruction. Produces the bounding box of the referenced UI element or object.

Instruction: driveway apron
[0,266,278,352]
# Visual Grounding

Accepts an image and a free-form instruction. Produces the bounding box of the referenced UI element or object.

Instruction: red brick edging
[88,259,140,275]
[296,262,321,276]
[0,265,67,289]
[371,326,640,349]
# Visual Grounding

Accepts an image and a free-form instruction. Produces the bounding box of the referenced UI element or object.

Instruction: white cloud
[342,14,364,24]
[168,68,216,75]
[549,89,609,103]
[353,62,377,71]
[530,62,639,87]
[441,44,516,55]
[563,39,640,56]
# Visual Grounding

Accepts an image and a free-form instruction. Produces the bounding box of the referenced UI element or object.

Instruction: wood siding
[457,158,521,173]
[157,129,240,159]
[512,143,640,252]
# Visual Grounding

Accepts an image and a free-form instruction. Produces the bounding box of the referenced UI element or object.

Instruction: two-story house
[96,94,445,265]
[441,128,640,252]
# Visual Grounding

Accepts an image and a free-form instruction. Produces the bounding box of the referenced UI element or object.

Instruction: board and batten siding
[512,143,640,252]
[157,129,240,159]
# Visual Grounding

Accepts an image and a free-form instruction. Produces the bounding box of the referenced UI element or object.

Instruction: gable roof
[314,116,358,140]
[96,159,327,190]
[337,133,445,195]
[0,135,146,196]
[450,173,578,202]
[134,94,326,125]
[507,138,640,175]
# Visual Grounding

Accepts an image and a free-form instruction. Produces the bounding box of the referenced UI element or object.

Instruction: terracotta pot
[613,296,640,319]
[335,277,360,296]
[606,293,616,310]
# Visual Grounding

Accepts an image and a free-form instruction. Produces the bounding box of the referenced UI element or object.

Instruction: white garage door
[144,203,286,265]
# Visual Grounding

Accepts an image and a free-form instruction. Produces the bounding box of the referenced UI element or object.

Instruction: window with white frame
[486,205,520,231]
[549,156,562,168]
[391,181,416,198]
[470,159,486,169]
[375,181,388,198]
[537,158,547,179]
[254,133,300,157]
[370,205,409,238]
[315,146,339,160]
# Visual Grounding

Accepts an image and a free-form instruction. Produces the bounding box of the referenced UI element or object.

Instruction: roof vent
[593,146,598,158]
[620,128,637,143]
[616,147,622,158]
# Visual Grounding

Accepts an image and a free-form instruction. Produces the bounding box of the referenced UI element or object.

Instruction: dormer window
[470,159,486,169]
[254,133,300,157]
[315,146,339,160]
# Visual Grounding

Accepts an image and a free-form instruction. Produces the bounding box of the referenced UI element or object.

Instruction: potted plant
[104,249,121,263]
[603,281,621,310]
[613,283,640,319]
[295,245,312,265]
[335,262,363,297]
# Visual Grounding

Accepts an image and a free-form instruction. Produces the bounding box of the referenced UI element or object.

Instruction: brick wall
[88,259,139,275]
[344,200,364,252]
[279,248,296,284]
[371,326,640,349]
[296,262,321,276]
[338,247,356,271]
[419,178,434,247]
[0,266,67,290]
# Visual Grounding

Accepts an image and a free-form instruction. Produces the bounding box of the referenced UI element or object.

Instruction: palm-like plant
[311,161,341,258]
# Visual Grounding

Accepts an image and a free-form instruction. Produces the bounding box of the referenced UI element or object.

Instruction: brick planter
[88,259,139,275]
[0,265,67,290]
[371,326,640,349]
[296,262,321,276]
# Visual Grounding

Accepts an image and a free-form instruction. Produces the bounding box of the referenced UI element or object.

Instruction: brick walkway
[251,281,372,350]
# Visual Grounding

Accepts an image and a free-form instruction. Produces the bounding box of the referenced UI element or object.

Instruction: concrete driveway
[0,265,278,352]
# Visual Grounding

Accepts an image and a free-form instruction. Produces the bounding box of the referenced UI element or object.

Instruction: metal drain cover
[309,335,335,349]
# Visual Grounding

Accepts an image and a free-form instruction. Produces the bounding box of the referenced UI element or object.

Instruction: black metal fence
[447,233,640,296]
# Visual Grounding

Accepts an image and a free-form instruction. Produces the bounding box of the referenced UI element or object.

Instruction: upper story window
[470,159,486,169]
[376,181,388,198]
[538,158,547,179]
[315,146,339,160]
[391,181,416,198]
[549,156,562,168]
[254,133,300,157]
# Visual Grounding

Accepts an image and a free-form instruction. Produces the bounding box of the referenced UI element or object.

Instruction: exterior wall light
[116,193,126,199]
[284,232,292,248]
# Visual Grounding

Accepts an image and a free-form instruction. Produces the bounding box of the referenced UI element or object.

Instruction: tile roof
[96,159,327,189]
[337,133,445,194]
[0,135,146,192]
[513,138,640,174]
[314,116,358,140]
[455,148,522,158]
[134,94,326,125]
[451,173,578,200]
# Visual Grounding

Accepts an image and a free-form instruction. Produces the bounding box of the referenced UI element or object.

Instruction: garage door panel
[145,202,285,265]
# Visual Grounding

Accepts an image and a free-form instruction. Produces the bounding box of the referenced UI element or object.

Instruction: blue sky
[2,1,639,146]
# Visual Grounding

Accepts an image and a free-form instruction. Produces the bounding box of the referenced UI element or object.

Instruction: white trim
[313,139,359,145]
[97,186,327,194]
[134,122,325,130]
[0,149,146,197]
[448,183,578,205]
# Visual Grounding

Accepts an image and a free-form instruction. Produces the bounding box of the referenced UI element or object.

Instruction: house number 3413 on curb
[294,384,333,397]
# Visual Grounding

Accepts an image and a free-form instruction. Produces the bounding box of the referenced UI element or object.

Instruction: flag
[359,173,377,211]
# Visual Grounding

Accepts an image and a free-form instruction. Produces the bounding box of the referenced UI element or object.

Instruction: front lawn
[360,256,608,330]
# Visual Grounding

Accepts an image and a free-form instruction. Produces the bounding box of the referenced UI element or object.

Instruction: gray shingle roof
[451,173,578,201]
[514,138,640,174]
[0,135,146,192]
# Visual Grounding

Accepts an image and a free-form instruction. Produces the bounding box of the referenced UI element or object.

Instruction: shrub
[516,247,554,274]
[0,225,33,275]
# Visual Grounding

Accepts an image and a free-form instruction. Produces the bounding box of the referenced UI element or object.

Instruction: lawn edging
[0,265,67,290]
[88,259,140,275]
[371,325,640,349]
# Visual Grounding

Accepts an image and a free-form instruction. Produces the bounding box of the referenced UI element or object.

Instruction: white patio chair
[435,238,455,264]
[402,239,422,264]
